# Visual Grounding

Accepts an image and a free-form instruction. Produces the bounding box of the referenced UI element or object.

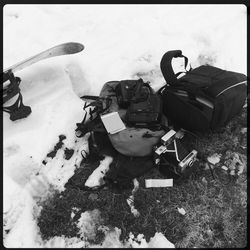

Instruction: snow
[77,209,103,241]
[177,207,186,216]
[207,153,222,165]
[126,179,140,217]
[84,156,113,187]
[3,4,246,248]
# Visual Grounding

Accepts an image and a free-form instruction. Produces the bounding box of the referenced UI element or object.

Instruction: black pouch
[115,79,148,109]
[160,88,212,132]
[126,94,162,127]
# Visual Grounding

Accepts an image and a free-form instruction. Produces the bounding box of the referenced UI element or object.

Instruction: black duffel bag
[158,50,247,132]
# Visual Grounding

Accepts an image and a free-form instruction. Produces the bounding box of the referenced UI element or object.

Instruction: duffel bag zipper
[216,80,247,97]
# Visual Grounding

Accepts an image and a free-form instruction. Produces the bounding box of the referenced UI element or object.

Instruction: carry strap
[75,95,112,137]
[160,50,189,86]
[80,95,112,114]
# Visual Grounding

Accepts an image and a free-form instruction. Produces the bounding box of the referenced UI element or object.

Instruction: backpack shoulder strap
[160,50,189,86]
[75,95,112,137]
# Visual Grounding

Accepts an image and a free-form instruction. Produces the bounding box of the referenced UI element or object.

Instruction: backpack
[75,79,168,192]
[78,78,167,157]
[158,50,247,132]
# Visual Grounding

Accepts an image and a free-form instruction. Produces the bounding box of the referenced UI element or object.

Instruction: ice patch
[207,153,221,165]
[148,232,175,248]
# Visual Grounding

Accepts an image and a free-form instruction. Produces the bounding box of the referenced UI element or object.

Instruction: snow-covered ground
[3,4,246,248]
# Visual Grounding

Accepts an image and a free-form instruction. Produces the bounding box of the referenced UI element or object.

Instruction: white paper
[101,112,126,134]
[145,179,173,188]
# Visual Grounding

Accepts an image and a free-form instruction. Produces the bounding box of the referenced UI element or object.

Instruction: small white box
[101,112,126,134]
[145,179,173,188]
[161,130,176,145]
[155,145,168,156]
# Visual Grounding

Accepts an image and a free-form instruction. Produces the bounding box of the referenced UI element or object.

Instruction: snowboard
[2,42,84,121]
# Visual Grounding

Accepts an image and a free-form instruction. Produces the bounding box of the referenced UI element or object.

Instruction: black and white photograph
[3,4,247,248]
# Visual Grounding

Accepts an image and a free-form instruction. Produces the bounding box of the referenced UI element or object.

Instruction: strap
[2,73,22,104]
[80,95,112,114]
[75,115,105,137]
[160,50,189,86]
[132,79,152,102]
[75,95,111,137]
[132,79,144,101]
[80,95,100,101]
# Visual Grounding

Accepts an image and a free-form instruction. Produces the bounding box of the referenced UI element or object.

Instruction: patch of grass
[194,108,247,160]
[37,108,247,247]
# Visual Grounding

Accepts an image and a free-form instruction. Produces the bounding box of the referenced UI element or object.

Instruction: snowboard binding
[2,71,32,121]
[2,42,84,121]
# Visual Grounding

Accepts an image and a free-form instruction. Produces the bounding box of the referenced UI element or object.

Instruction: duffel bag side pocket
[211,84,247,129]
[161,89,212,132]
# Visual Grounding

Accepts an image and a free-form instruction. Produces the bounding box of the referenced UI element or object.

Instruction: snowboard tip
[63,42,84,54]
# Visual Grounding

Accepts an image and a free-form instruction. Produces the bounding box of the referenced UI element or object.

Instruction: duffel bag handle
[160,50,188,86]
